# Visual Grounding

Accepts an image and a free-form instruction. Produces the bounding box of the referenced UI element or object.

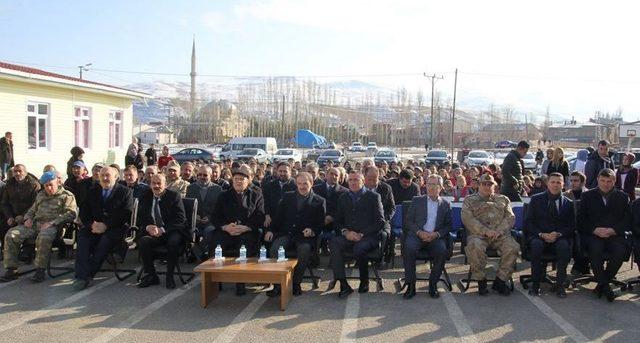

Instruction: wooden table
[194,258,298,311]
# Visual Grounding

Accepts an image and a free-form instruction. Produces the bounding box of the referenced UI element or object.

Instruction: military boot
[30,268,46,283]
[492,277,511,296]
[478,279,489,296]
[0,268,19,282]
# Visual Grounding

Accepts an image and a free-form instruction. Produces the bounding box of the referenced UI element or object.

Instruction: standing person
[263,162,296,229]
[500,140,529,202]
[615,153,638,201]
[387,169,420,204]
[540,148,554,176]
[157,146,174,170]
[63,161,93,206]
[133,144,145,171]
[210,163,230,190]
[145,143,157,166]
[125,137,138,167]
[66,146,85,181]
[0,132,14,181]
[546,147,570,185]
[585,140,614,189]
[573,149,589,174]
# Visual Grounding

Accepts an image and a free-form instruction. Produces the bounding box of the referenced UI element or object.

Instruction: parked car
[316,149,346,166]
[171,148,216,163]
[374,149,400,165]
[313,142,336,150]
[463,150,495,166]
[495,140,517,149]
[305,149,322,161]
[348,142,366,152]
[235,148,270,163]
[366,142,378,156]
[271,149,302,163]
[425,149,451,165]
[522,152,537,170]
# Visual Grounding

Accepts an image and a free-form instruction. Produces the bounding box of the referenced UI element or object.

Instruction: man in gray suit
[402,174,452,299]
[186,165,222,258]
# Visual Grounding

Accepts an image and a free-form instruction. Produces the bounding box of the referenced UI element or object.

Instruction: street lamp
[78,63,92,80]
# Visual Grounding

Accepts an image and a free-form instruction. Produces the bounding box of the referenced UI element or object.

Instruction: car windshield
[468,152,488,158]
[276,150,292,155]
[352,143,361,146]
[427,150,447,157]
[524,153,534,159]
[376,151,394,157]
[239,149,258,155]
[322,150,340,156]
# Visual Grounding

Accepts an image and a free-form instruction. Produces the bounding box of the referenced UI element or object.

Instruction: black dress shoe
[165,275,176,290]
[557,288,567,298]
[0,268,18,282]
[137,274,160,288]
[594,284,604,298]
[403,282,416,299]
[358,280,369,294]
[266,285,281,297]
[236,283,247,296]
[528,283,540,296]
[30,268,45,283]
[429,286,440,299]
[292,284,302,296]
[492,278,511,296]
[478,279,489,296]
[603,286,616,302]
[339,282,354,298]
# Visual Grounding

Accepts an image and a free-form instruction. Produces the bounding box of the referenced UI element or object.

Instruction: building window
[27,102,49,149]
[74,107,91,148]
[109,111,123,148]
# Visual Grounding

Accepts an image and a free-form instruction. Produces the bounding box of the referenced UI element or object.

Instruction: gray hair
[427,174,443,187]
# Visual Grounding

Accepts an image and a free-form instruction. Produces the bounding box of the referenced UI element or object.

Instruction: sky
[2,0,640,121]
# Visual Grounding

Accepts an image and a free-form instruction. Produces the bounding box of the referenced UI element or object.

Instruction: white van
[221,137,278,159]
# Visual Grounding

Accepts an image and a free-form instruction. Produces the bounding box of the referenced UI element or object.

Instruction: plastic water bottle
[277,246,285,260]
[239,245,247,260]
[259,245,267,260]
[214,245,222,259]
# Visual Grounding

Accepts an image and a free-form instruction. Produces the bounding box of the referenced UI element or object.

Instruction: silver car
[464,150,494,166]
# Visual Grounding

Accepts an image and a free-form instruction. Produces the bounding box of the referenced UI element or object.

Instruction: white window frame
[27,102,50,150]
[109,110,123,148]
[73,106,92,149]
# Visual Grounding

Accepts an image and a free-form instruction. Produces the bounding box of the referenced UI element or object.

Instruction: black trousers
[571,234,591,274]
[330,234,380,281]
[403,234,447,286]
[587,235,628,286]
[528,237,570,286]
[210,230,259,257]
[138,230,184,277]
[75,230,119,281]
[500,188,522,202]
[270,235,313,284]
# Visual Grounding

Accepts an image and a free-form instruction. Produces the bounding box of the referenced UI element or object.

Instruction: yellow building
[0,61,148,175]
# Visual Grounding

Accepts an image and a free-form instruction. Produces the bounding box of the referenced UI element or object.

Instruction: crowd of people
[0,132,639,303]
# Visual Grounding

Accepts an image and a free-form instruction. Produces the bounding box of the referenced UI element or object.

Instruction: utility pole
[78,63,92,80]
[424,72,443,149]
[450,68,458,160]
[281,95,285,144]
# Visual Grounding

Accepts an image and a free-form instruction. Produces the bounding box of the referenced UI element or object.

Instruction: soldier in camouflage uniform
[462,173,520,295]
[165,164,189,198]
[0,171,77,283]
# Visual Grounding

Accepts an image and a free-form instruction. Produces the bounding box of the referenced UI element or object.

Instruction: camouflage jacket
[461,193,514,236]
[166,178,189,198]
[24,186,77,227]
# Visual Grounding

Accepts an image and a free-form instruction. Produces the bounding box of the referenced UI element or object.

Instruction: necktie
[548,198,559,218]
[102,189,109,203]
[153,197,164,228]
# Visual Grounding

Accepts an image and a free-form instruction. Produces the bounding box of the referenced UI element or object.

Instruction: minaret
[190,37,196,116]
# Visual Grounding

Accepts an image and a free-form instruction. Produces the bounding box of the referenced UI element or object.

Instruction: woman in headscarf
[615,152,637,200]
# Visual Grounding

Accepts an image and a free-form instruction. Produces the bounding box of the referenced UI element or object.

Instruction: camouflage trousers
[465,234,520,281]
[3,224,57,269]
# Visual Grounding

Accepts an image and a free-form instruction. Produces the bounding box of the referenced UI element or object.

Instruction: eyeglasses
[480,182,494,186]
[197,173,209,177]
[426,183,441,187]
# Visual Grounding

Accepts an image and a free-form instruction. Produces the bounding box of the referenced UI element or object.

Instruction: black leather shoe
[165,275,176,290]
[339,281,354,298]
[603,286,616,302]
[358,280,369,294]
[235,283,247,296]
[267,284,281,297]
[429,286,440,299]
[492,278,511,296]
[0,268,18,282]
[478,279,489,296]
[292,284,302,296]
[528,283,540,296]
[557,288,567,298]
[137,274,160,288]
[403,282,416,299]
[30,268,45,283]
[594,284,604,298]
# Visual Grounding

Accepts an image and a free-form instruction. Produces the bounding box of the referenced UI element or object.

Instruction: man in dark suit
[402,174,451,299]
[525,172,573,298]
[363,166,396,263]
[387,169,420,204]
[330,170,385,298]
[74,167,133,290]
[579,168,630,301]
[631,197,640,275]
[186,165,222,258]
[136,174,187,289]
[211,163,230,191]
[314,167,348,254]
[120,165,149,199]
[211,164,265,296]
[263,162,296,229]
[264,172,326,297]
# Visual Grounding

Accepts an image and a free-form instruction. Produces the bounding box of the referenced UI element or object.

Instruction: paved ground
[0,246,639,343]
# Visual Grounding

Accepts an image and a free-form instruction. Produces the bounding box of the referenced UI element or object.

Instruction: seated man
[120,165,149,199]
[186,165,222,259]
[579,168,630,301]
[563,171,590,276]
[0,171,77,282]
[403,174,451,299]
[211,165,265,296]
[387,169,420,204]
[264,172,326,297]
[524,172,573,298]
[136,174,187,289]
[165,164,189,198]
[462,174,519,296]
[74,167,133,290]
[330,170,385,298]
[1,164,41,230]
